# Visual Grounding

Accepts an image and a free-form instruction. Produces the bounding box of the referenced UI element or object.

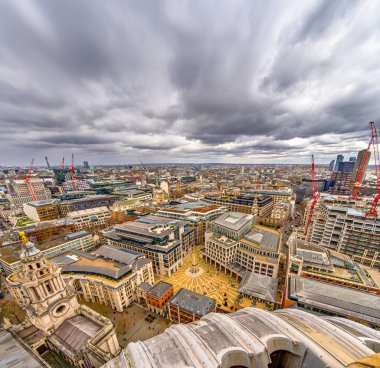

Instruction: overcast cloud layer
[0,0,380,166]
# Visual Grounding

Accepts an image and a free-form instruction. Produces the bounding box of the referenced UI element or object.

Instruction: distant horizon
[1,161,376,169]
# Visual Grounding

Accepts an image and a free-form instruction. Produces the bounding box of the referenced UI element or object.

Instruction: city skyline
[1,1,380,165]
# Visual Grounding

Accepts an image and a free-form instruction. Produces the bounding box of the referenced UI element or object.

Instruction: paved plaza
[80,301,170,347]
[156,246,255,312]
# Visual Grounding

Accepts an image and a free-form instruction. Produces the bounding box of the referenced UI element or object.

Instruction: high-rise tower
[334,154,344,171]
[353,149,371,184]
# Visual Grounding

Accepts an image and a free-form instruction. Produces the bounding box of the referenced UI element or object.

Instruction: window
[46,283,52,293]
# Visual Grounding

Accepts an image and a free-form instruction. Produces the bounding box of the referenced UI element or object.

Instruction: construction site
[301,122,380,269]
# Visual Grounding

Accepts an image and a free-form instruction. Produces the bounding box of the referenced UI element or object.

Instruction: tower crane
[69,153,78,190]
[365,122,380,219]
[45,156,51,169]
[24,158,37,201]
[304,155,320,236]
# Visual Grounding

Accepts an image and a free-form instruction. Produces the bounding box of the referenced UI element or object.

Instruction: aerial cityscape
[1,1,380,368]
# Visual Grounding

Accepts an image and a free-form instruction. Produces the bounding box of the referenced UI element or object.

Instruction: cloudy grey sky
[0,0,379,166]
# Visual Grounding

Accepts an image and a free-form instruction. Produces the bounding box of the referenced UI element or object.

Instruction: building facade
[57,195,118,217]
[145,281,174,316]
[0,230,95,275]
[23,200,59,222]
[104,215,195,276]
[168,288,216,323]
[67,206,111,231]
[60,245,154,312]
[156,201,226,245]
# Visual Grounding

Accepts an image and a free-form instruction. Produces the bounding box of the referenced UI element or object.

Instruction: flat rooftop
[161,201,223,214]
[213,212,254,231]
[24,199,57,207]
[0,230,90,264]
[289,275,380,325]
[242,226,280,252]
[170,288,215,316]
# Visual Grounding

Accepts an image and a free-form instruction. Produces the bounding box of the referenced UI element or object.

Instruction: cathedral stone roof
[52,315,101,353]
[102,307,380,368]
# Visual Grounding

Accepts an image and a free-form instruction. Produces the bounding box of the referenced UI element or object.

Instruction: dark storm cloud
[0,0,379,165]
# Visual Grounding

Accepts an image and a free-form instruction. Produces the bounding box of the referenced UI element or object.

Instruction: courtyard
[80,301,171,347]
[156,246,260,312]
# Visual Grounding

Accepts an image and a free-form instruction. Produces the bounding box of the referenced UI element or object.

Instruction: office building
[329,171,353,195]
[67,206,111,231]
[337,161,355,173]
[104,308,380,368]
[328,159,335,171]
[168,288,216,323]
[204,213,278,276]
[288,275,380,327]
[23,199,59,222]
[57,195,118,216]
[334,154,344,171]
[58,245,154,312]
[0,230,95,275]
[240,188,293,204]
[156,201,226,245]
[6,178,52,206]
[63,179,92,192]
[352,149,371,189]
[204,194,273,217]
[23,217,77,243]
[104,215,195,276]
[204,213,281,306]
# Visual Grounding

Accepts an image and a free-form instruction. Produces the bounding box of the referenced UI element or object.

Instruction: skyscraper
[334,154,344,171]
[352,149,371,184]
[328,160,335,171]
[349,156,356,162]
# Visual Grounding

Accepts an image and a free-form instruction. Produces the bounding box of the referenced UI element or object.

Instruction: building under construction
[5,178,52,206]
[303,122,380,269]
[305,194,380,269]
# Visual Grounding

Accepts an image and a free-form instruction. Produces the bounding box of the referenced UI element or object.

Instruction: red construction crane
[304,155,320,236]
[69,153,78,190]
[61,156,65,170]
[24,158,37,201]
[365,121,380,219]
